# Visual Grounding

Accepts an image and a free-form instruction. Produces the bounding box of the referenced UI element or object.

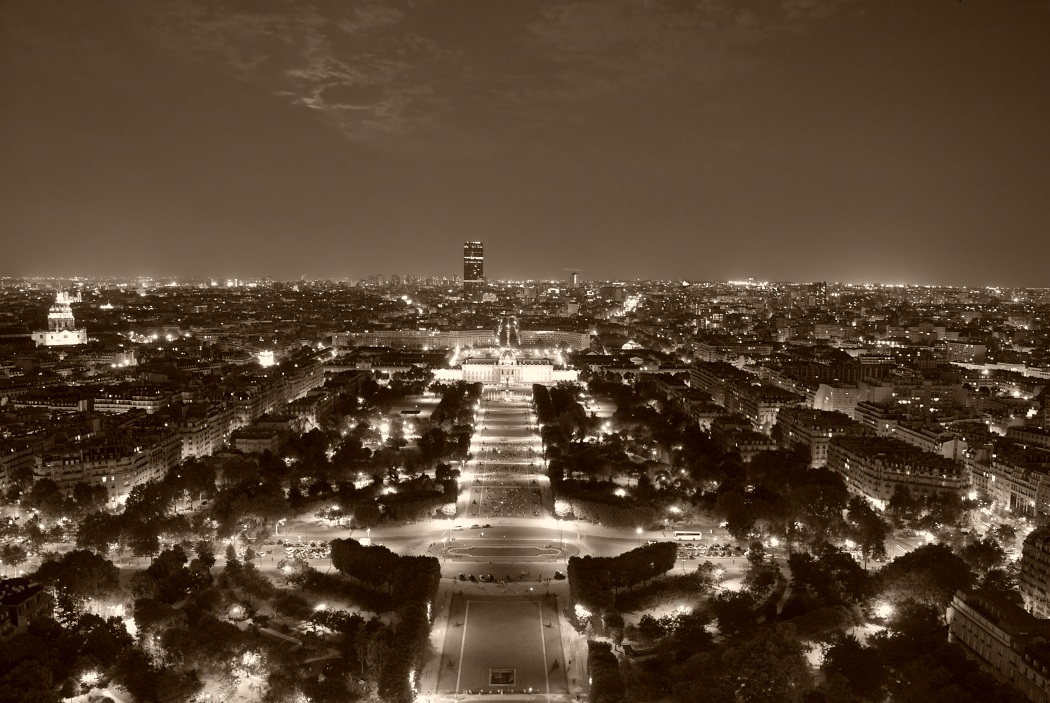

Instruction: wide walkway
[464,398,546,520]
[422,390,590,703]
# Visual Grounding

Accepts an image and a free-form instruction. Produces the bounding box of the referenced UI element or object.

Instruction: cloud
[136,0,855,146]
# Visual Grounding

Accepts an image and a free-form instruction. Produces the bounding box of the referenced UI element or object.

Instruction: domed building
[433,318,579,390]
[32,291,87,347]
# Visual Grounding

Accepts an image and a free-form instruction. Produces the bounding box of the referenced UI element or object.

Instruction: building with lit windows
[435,349,578,387]
[1020,527,1050,618]
[177,404,235,460]
[775,408,870,468]
[332,329,498,350]
[35,428,183,502]
[518,329,591,349]
[947,341,988,364]
[93,385,176,414]
[948,589,1050,703]
[463,241,484,297]
[827,435,967,509]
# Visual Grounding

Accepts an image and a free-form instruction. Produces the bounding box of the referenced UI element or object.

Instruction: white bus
[673,531,704,541]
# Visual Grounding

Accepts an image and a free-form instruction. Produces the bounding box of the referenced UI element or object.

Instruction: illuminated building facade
[827,435,968,510]
[1021,528,1050,619]
[35,428,183,502]
[32,291,87,347]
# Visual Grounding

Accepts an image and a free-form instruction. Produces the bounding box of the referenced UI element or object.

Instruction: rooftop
[0,578,44,606]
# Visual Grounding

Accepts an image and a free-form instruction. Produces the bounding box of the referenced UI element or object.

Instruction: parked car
[553,571,566,580]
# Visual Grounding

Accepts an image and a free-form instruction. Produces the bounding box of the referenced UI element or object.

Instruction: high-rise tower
[463,241,484,297]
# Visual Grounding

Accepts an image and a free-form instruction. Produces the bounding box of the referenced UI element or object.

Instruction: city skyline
[3,1,1049,285]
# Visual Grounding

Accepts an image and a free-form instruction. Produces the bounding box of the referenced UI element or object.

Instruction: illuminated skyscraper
[463,241,484,296]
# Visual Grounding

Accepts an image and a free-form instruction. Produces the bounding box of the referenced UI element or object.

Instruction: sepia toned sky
[2,0,1049,285]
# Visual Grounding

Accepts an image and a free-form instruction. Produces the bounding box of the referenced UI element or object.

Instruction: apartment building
[775,408,870,468]
[948,589,1050,703]
[93,385,176,414]
[827,435,968,509]
[1021,528,1050,619]
[35,427,182,502]
[0,579,50,642]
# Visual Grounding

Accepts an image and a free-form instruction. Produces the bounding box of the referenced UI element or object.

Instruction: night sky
[2,0,1049,285]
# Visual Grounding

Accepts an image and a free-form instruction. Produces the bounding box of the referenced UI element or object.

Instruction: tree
[980,566,1019,592]
[960,537,1007,576]
[73,613,134,668]
[989,523,1018,549]
[76,512,124,555]
[742,542,780,598]
[23,478,72,522]
[160,614,248,681]
[0,660,59,703]
[417,428,448,465]
[71,482,109,517]
[887,486,920,524]
[173,458,217,508]
[673,623,813,703]
[20,517,48,554]
[113,643,161,701]
[135,546,198,604]
[353,500,382,528]
[713,491,756,541]
[194,540,217,569]
[708,591,759,641]
[870,600,1026,703]
[0,543,28,573]
[633,614,668,645]
[588,640,627,703]
[878,543,974,614]
[846,496,889,565]
[787,469,850,547]
[33,550,121,603]
[821,635,888,702]
[788,544,876,610]
[127,519,161,559]
[791,606,854,652]
[273,592,312,619]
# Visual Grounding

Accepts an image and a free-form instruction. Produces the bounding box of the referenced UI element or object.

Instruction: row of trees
[534,383,595,447]
[568,542,679,612]
[329,538,441,703]
[554,491,658,529]
[429,381,482,428]
[588,640,627,703]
